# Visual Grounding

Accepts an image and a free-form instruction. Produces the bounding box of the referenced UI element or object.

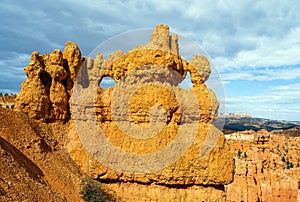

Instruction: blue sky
[0,0,300,121]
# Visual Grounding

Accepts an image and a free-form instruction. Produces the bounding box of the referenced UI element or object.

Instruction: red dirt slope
[0,107,84,201]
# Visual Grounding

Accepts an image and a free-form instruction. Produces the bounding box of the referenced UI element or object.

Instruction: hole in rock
[178,71,192,89]
[40,71,52,94]
[99,76,117,89]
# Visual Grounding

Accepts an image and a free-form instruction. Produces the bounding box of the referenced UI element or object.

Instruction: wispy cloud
[220,65,300,83]
[226,83,300,104]
[214,27,300,71]
[225,83,300,120]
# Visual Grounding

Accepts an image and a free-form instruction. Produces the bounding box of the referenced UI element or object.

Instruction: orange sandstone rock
[67,24,234,202]
[16,41,82,121]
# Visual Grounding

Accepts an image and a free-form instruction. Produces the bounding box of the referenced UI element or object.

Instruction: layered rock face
[225,130,300,201]
[68,24,234,201]
[16,41,82,121]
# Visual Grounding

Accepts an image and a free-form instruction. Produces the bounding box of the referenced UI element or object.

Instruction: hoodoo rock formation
[15,24,234,201]
[67,24,234,201]
[16,41,82,121]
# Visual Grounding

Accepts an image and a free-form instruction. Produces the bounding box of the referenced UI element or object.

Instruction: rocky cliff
[15,24,234,201]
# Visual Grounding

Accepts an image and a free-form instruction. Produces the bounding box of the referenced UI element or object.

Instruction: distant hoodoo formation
[16,24,234,201]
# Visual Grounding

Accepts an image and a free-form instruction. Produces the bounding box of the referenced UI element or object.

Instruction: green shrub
[80,178,111,202]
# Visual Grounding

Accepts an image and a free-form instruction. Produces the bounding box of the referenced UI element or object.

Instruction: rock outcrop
[68,24,234,201]
[16,41,82,121]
